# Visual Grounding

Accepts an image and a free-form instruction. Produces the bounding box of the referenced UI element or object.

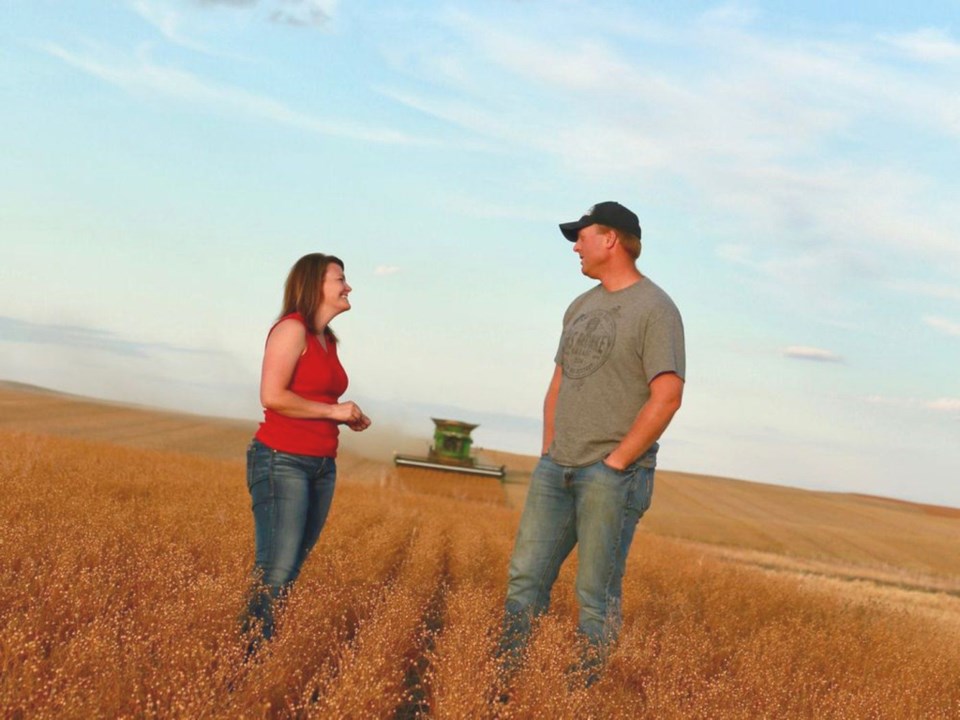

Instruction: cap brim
[559,220,588,242]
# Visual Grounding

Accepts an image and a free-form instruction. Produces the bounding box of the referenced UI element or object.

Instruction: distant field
[3,381,958,578]
[2,383,959,718]
[0,381,254,459]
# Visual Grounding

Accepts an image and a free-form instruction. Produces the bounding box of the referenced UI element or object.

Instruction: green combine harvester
[394,418,506,479]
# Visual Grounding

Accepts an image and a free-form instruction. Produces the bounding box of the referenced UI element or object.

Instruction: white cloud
[697,4,759,27]
[439,195,549,222]
[864,395,960,415]
[888,280,960,302]
[131,0,186,43]
[188,0,337,28]
[926,398,960,412]
[864,394,911,407]
[923,315,960,336]
[715,244,752,264]
[40,43,429,146]
[376,87,515,152]
[131,0,211,54]
[269,0,337,28]
[882,28,960,63]
[0,316,222,358]
[130,0,254,59]
[465,27,633,95]
[383,10,960,287]
[783,346,843,363]
[374,265,401,276]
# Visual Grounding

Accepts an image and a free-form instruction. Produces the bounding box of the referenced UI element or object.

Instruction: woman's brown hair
[279,253,344,341]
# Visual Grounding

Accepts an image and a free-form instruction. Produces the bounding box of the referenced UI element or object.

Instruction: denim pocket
[246,441,258,489]
[246,443,256,490]
[600,457,637,478]
[246,441,275,507]
[627,467,654,515]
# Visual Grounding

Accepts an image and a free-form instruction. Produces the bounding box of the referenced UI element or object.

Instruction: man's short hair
[598,225,641,260]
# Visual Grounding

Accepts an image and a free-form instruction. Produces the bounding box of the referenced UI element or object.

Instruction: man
[501,201,685,675]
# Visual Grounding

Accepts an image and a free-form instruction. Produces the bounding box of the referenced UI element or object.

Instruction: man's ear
[602,228,619,250]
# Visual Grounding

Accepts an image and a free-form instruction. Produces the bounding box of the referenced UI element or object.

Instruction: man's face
[572,224,612,278]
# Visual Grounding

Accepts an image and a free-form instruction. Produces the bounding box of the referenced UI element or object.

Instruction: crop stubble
[1,430,959,719]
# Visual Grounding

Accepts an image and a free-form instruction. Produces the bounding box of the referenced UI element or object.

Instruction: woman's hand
[346,413,372,432]
[328,401,365,424]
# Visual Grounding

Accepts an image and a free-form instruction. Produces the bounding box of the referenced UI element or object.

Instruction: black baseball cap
[559,201,641,242]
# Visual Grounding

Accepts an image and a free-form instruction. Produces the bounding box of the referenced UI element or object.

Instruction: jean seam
[643,471,651,512]
[636,469,653,514]
[535,509,575,612]
[264,448,280,587]
[599,476,635,640]
[527,460,573,613]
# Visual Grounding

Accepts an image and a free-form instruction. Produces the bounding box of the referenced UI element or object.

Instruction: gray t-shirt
[549,277,685,468]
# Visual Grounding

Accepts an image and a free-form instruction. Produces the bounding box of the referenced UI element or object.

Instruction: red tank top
[254,313,349,457]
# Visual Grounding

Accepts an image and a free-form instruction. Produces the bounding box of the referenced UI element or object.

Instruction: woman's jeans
[243,439,336,644]
[501,454,654,668]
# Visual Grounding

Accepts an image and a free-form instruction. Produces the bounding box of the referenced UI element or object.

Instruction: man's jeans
[501,454,654,666]
[243,439,337,644]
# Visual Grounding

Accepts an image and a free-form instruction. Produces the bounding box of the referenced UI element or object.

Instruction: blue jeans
[501,455,654,668]
[243,439,337,644]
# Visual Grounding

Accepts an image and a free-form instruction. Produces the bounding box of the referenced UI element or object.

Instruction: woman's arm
[258,318,363,424]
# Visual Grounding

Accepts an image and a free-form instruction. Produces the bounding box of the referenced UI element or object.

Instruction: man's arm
[604,371,684,470]
[541,364,563,455]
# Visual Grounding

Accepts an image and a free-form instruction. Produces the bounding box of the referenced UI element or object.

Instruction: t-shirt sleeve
[640,304,686,384]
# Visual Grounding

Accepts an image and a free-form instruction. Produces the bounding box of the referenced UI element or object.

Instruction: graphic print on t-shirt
[561,309,617,379]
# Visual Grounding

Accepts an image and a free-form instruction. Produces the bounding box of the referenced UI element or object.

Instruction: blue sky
[2,1,959,506]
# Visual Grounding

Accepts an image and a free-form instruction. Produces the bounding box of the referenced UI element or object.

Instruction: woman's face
[320,262,351,318]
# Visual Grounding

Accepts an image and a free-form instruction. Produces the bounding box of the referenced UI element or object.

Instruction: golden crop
[1,430,958,719]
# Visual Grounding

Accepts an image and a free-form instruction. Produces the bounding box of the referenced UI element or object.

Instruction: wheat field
[1,384,959,718]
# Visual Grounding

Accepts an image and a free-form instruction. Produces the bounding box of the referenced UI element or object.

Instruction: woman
[244,253,371,648]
